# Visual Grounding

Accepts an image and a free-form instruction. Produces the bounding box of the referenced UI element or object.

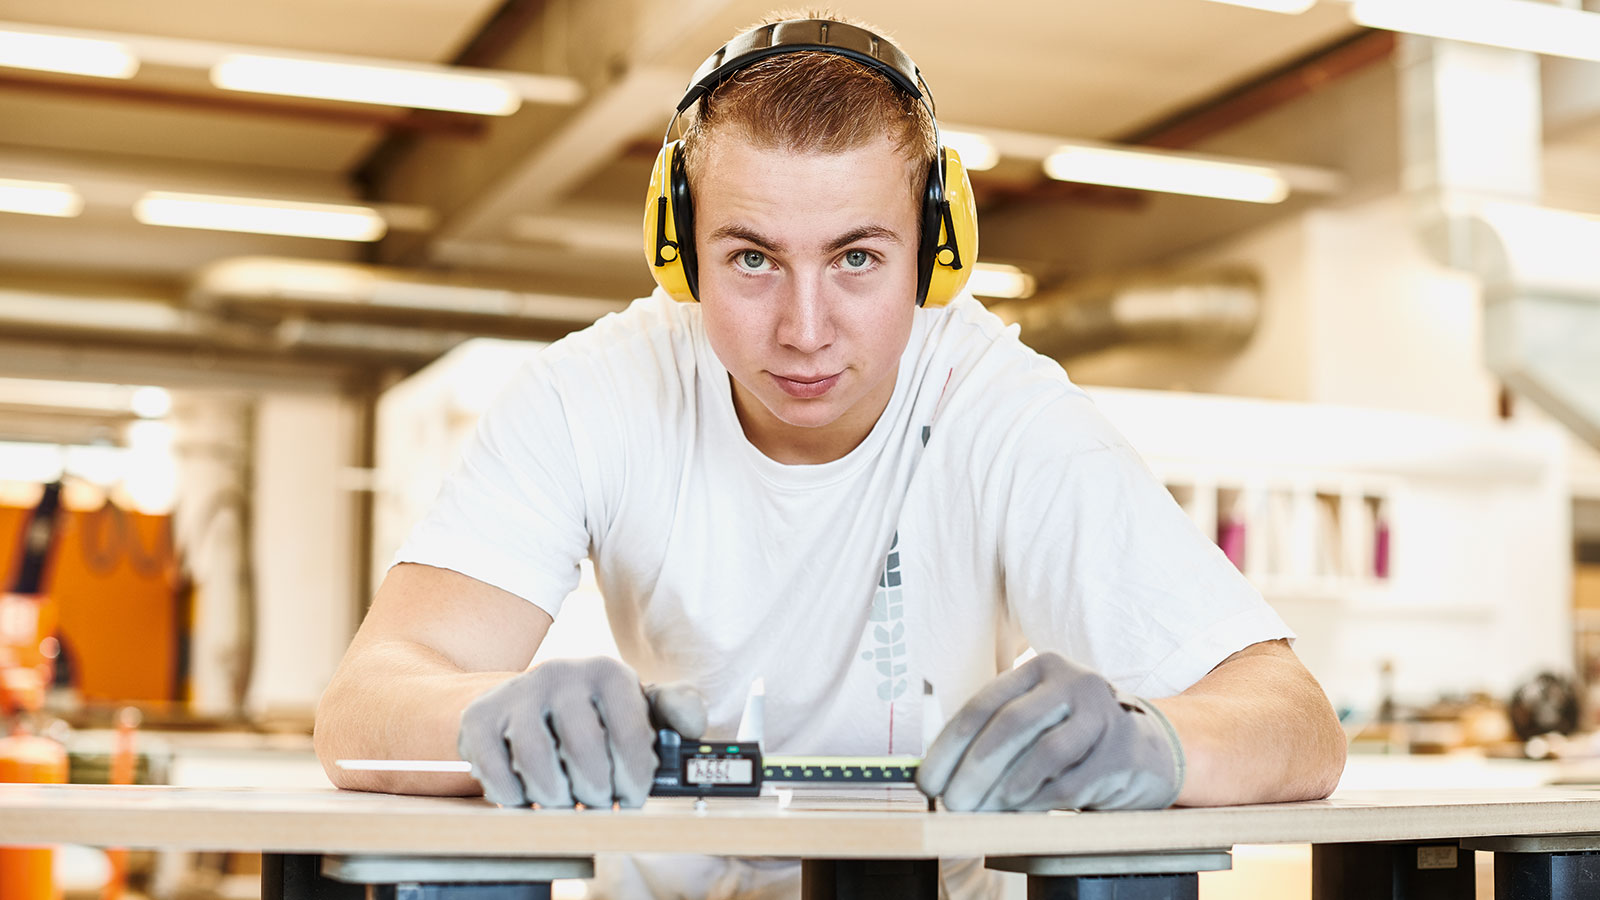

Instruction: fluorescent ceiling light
[1201,0,1316,12]
[1350,0,1600,63]
[0,28,138,78]
[211,54,522,115]
[134,192,388,241]
[130,386,172,419]
[0,178,84,217]
[942,130,1000,171]
[968,263,1037,300]
[1043,145,1289,203]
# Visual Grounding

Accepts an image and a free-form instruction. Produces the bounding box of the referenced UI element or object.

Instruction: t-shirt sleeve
[997,389,1293,698]
[391,354,590,618]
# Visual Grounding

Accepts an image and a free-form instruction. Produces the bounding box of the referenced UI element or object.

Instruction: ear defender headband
[642,19,979,308]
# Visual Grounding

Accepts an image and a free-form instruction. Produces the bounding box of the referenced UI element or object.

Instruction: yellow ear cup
[644,142,696,302]
[922,146,979,309]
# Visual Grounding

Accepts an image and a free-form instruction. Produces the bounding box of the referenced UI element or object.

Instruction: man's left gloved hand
[916,652,1185,811]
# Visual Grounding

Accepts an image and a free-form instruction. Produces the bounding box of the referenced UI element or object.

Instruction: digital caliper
[650,728,921,797]
[338,727,922,799]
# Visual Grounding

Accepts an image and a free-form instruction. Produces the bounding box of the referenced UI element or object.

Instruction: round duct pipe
[987,267,1262,360]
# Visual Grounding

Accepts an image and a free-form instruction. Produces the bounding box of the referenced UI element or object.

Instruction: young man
[315,13,1345,899]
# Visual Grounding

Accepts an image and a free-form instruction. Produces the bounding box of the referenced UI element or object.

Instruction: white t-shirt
[395,289,1292,897]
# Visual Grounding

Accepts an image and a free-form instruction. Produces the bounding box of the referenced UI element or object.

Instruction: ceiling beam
[358,0,749,266]
[432,66,684,246]
[1120,29,1394,150]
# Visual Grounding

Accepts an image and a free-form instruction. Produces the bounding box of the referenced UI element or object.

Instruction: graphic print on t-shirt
[863,532,909,709]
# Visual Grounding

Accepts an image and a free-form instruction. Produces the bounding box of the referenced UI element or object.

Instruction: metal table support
[262,855,594,900]
[1463,834,1600,900]
[1310,842,1475,899]
[799,859,940,900]
[988,849,1232,900]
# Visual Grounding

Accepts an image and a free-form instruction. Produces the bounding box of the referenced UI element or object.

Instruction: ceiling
[0,0,1596,384]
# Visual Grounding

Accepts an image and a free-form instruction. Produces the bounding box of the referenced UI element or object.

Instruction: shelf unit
[1086,385,1572,707]
[1157,466,1395,603]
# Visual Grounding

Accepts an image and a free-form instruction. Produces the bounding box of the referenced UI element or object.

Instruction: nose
[775,270,834,354]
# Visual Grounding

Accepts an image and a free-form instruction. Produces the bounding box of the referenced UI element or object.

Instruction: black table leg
[1023,872,1197,899]
[370,886,549,900]
[800,858,940,900]
[1494,851,1600,899]
[1311,842,1474,899]
[263,855,366,900]
[1462,834,1600,899]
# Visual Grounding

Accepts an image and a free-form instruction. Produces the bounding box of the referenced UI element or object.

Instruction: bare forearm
[313,639,515,796]
[1152,641,1346,806]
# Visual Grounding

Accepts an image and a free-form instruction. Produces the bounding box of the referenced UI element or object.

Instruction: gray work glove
[458,656,706,809]
[916,652,1184,812]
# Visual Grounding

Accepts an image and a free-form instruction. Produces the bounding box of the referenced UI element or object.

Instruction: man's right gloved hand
[458,656,706,809]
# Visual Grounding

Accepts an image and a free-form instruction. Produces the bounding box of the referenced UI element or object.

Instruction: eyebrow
[705,223,905,254]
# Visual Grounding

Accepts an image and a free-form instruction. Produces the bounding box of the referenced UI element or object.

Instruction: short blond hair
[678,11,937,195]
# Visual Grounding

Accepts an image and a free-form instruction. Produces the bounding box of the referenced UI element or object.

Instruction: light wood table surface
[4,783,1600,858]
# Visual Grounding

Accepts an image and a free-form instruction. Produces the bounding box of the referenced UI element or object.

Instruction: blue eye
[739,250,767,270]
[843,250,871,269]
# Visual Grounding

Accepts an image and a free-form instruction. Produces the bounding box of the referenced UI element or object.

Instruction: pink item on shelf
[1218,518,1246,571]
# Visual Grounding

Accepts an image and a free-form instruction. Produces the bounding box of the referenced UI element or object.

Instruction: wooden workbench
[4,784,1600,898]
[0,783,1596,856]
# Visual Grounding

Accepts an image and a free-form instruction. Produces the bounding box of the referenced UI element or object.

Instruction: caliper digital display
[685,757,755,785]
[652,729,763,797]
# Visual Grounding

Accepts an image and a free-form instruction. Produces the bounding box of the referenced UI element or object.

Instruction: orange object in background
[0,483,72,900]
[99,707,140,900]
[0,717,69,900]
[0,501,183,705]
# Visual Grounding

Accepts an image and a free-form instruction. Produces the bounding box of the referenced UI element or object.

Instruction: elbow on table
[1299,703,1349,801]
[312,685,358,789]
[1306,745,1347,801]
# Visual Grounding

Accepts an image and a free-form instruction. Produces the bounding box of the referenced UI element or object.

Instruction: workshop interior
[1,0,1599,897]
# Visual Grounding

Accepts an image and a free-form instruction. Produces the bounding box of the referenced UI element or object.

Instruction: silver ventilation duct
[1402,35,1600,448]
[987,268,1262,360]
[0,258,633,376]
[191,257,630,331]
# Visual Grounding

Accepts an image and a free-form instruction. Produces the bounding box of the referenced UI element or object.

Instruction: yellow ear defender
[643,19,979,308]
[644,140,696,303]
[919,145,978,308]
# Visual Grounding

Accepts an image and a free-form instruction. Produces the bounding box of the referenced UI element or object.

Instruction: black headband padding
[668,148,699,301]
[916,150,945,306]
[678,20,923,113]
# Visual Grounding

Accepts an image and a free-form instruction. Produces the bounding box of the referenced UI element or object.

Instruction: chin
[771,404,845,430]
[760,395,847,429]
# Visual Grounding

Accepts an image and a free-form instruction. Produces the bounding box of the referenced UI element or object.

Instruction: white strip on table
[337,760,473,773]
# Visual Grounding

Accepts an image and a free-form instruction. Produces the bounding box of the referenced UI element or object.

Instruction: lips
[770,371,842,399]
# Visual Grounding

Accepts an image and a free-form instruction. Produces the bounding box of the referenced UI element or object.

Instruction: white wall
[1302,197,1501,422]
[370,339,539,592]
